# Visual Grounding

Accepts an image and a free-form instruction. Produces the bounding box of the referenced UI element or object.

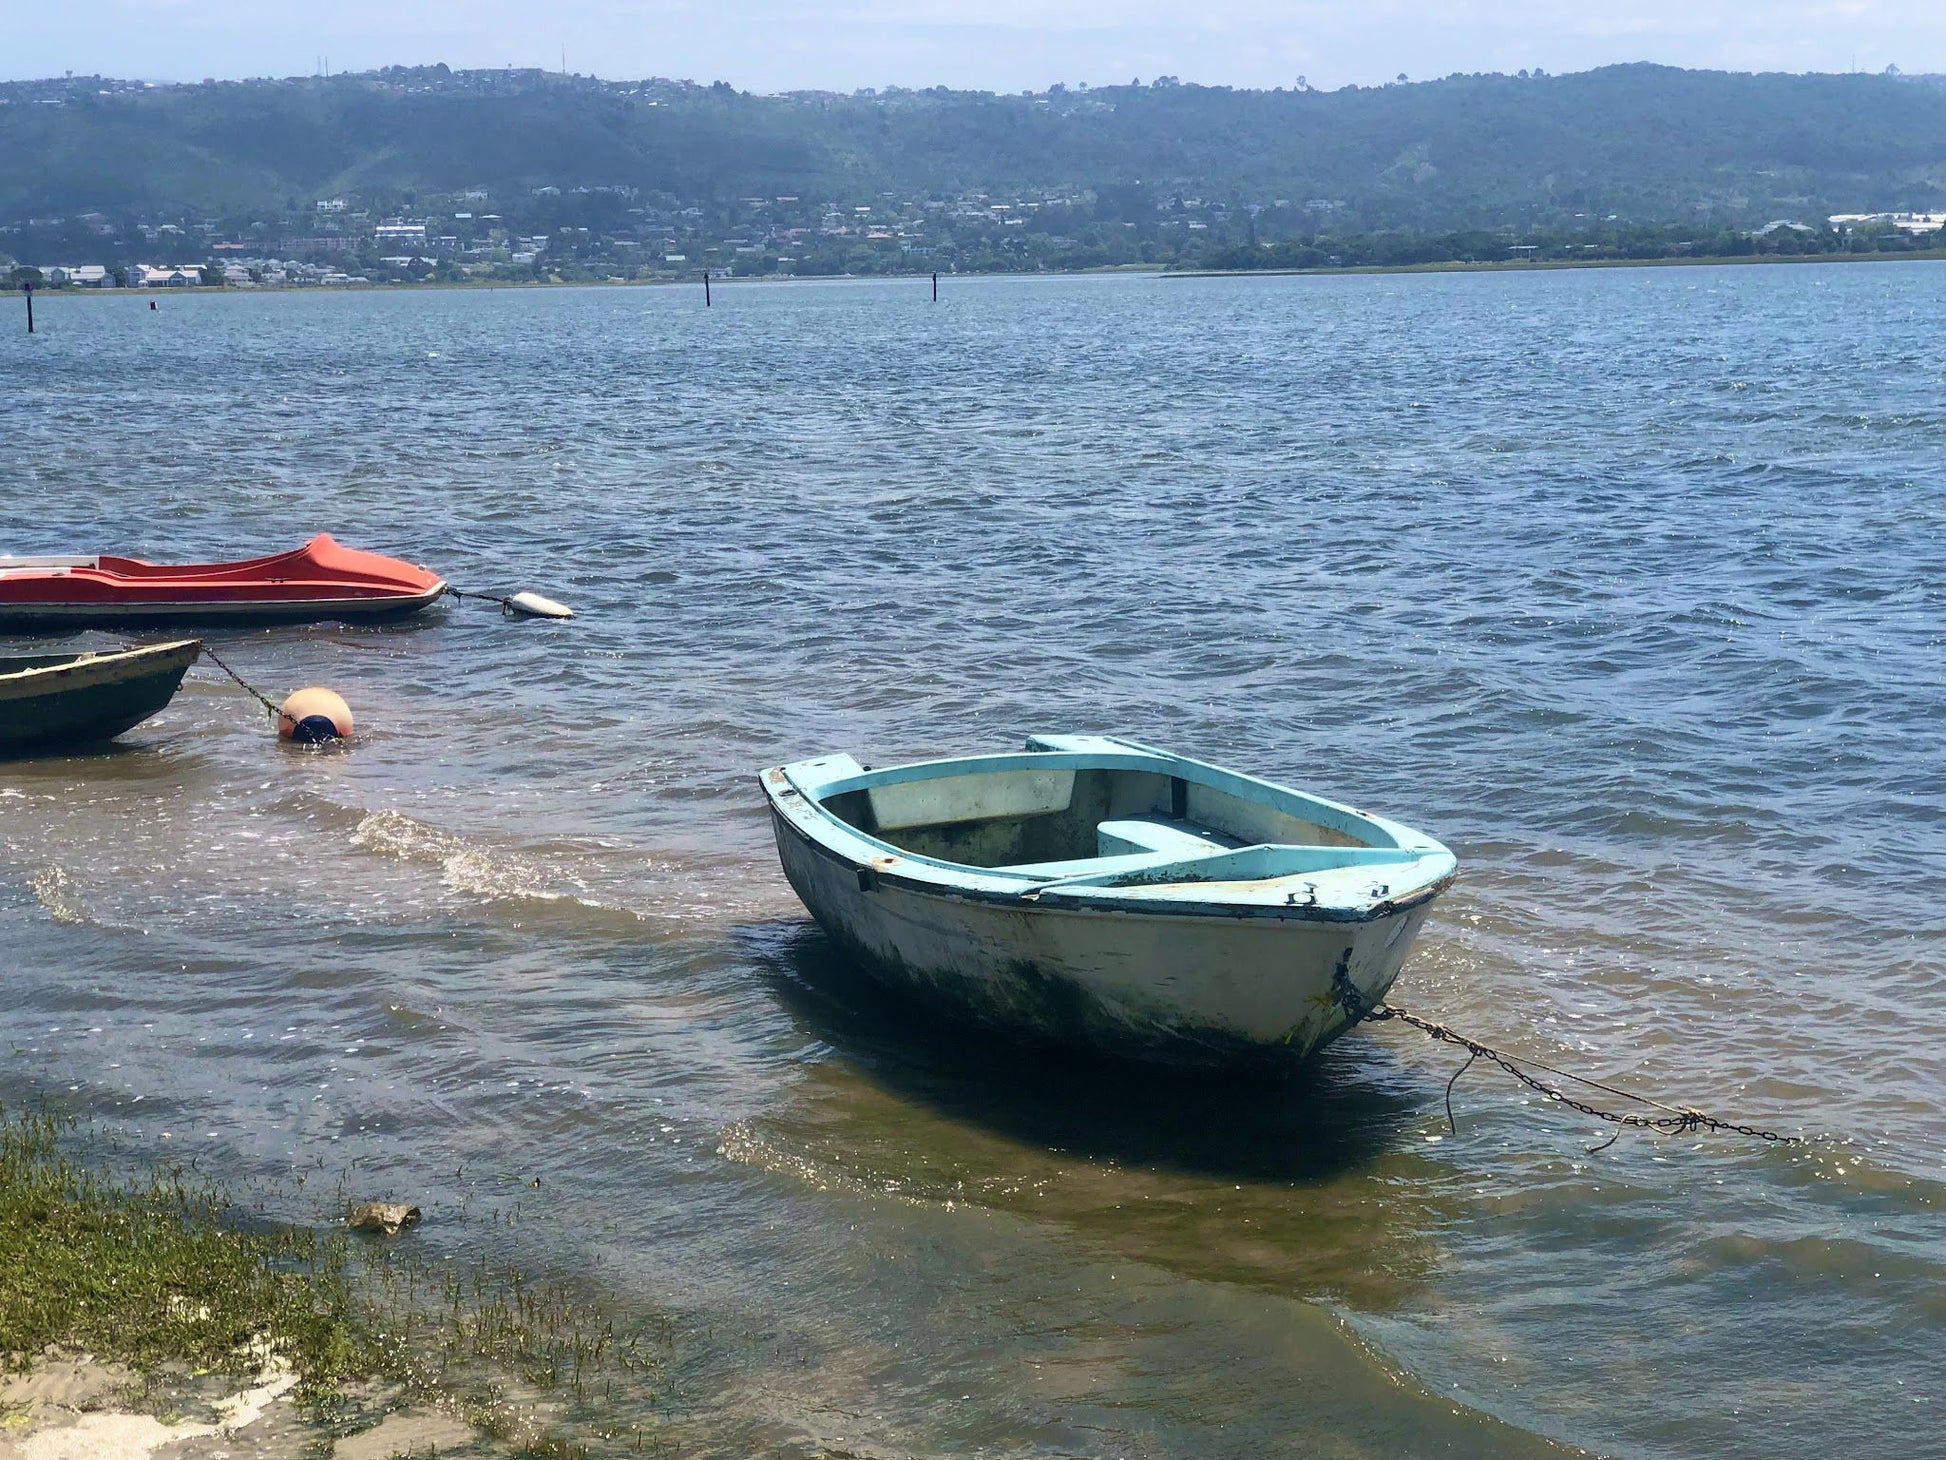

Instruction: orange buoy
[277,687,354,743]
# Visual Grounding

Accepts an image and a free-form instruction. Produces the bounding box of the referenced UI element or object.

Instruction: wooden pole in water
[931,271,938,302]
[23,280,32,334]
[703,270,711,307]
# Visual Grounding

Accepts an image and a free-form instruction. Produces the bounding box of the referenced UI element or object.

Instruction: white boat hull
[0,585,447,627]
[772,807,1433,1069]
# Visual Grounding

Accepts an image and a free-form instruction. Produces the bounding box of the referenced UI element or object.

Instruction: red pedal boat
[0,534,447,628]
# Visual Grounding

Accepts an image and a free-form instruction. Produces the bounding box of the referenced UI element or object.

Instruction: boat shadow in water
[0,737,168,765]
[737,917,1428,1186]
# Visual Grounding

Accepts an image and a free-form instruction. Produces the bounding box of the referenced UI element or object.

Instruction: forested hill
[5,63,1946,229]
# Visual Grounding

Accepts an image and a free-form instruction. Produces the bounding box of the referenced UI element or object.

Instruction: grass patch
[348,1253,677,1455]
[0,1102,360,1397]
[0,1101,675,1456]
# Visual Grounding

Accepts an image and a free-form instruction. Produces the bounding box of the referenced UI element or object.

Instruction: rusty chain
[198,644,280,719]
[445,586,523,616]
[1331,965,1800,1147]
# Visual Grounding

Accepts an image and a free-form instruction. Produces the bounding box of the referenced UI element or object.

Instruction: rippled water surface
[3,266,1943,1458]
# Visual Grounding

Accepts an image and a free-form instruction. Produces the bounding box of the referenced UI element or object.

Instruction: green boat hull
[0,641,200,754]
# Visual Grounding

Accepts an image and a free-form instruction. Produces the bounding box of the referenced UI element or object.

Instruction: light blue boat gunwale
[767,734,1455,921]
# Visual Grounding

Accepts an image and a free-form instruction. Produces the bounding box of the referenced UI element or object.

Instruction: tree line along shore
[7,62,1946,290]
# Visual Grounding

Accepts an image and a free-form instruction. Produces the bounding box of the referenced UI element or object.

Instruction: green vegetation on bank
[4,63,1946,285]
[1182,218,1946,273]
[0,1102,671,1454]
[0,1103,361,1395]
[7,63,1946,226]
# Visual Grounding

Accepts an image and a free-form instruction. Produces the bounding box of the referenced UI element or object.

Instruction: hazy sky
[9,1,1944,91]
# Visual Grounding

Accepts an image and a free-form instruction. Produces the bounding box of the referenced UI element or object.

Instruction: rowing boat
[760,734,1457,1070]
[0,535,446,627]
[0,640,201,754]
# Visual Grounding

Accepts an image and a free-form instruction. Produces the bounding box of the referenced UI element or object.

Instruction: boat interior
[0,653,92,676]
[816,761,1430,887]
[0,643,199,686]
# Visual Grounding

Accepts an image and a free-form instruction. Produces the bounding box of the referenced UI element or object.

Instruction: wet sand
[0,1353,475,1460]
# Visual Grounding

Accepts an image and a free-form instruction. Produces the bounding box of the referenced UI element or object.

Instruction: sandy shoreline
[0,1351,476,1460]
[12,247,1946,303]
[1166,246,1946,277]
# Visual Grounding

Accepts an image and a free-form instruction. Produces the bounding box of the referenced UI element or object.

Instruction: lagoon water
[2,266,1942,1458]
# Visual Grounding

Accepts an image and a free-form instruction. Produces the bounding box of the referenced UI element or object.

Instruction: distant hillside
[4,63,1946,229]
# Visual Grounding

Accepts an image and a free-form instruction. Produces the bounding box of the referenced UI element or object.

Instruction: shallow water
[2,266,1942,1458]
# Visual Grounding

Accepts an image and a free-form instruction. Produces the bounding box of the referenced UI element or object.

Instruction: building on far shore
[1829,211,1946,233]
[32,265,113,285]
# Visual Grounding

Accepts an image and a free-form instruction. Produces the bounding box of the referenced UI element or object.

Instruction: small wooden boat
[0,535,446,627]
[0,640,201,754]
[760,734,1458,1070]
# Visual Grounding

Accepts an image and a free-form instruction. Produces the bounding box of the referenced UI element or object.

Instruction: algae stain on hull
[775,808,1426,1070]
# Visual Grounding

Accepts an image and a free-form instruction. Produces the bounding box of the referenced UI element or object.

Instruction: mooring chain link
[444,586,518,616]
[1330,963,1799,1146]
[198,644,280,719]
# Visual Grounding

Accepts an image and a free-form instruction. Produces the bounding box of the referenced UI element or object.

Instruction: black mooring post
[703,271,711,307]
[23,280,32,334]
[931,271,938,302]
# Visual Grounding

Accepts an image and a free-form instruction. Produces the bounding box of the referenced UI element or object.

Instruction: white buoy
[506,591,573,619]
